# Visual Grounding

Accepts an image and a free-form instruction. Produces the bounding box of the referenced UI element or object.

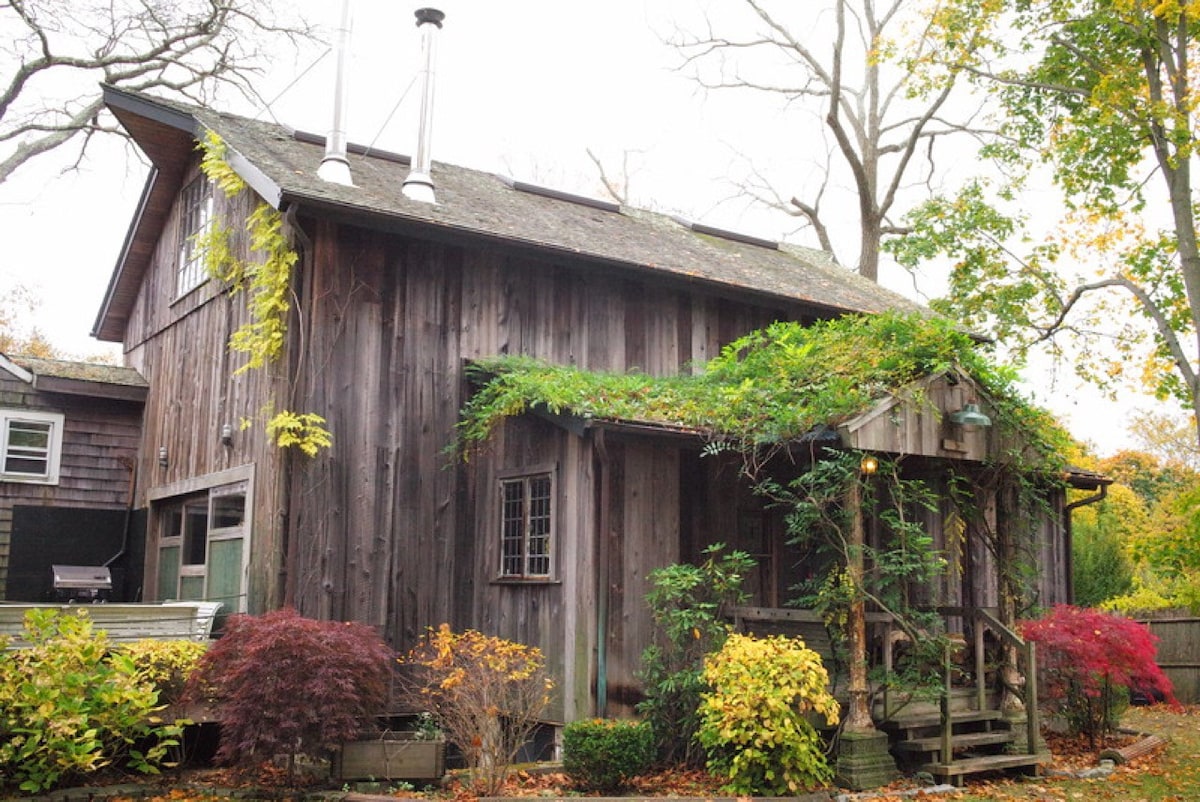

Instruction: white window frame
[497,466,555,580]
[176,174,214,297]
[0,409,65,485]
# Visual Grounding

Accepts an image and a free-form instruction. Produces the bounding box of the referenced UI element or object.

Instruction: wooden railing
[968,607,1039,756]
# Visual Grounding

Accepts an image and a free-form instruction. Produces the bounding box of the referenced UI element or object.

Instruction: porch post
[835,472,898,792]
[845,478,874,732]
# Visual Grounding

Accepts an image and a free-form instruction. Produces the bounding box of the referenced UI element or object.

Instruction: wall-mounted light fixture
[860,454,878,475]
[221,423,234,447]
[158,446,168,468]
[949,402,992,428]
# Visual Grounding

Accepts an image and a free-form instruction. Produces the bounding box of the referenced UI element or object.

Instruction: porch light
[158,446,168,468]
[950,402,992,428]
[860,454,878,475]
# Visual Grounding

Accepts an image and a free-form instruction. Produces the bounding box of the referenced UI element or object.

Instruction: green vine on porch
[455,312,1071,475]
[196,131,331,456]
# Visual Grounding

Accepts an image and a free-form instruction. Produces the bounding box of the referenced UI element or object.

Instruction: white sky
[0,0,1160,456]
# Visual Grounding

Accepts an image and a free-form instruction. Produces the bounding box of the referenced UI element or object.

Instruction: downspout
[1063,482,1108,605]
[594,427,610,717]
[104,455,138,599]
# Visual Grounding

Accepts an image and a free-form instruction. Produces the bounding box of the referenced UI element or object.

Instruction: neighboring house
[0,354,147,602]
[94,85,1095,728]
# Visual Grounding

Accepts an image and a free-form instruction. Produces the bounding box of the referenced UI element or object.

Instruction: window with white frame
[499,470,554,579]
[1,409,64,484]
[176,174,214,297]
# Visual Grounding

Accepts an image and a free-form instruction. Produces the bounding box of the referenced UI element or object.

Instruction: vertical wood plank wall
[283,220,793,722]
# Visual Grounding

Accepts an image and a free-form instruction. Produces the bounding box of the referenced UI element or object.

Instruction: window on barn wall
[176,174,213,297]
[0,409,65,485]
[498,469,555,579]
[156,481,248,611]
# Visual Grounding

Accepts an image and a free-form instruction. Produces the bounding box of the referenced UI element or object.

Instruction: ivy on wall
[197,130,331,456]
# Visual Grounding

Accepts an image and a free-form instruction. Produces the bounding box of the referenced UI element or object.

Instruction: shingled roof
[1,354,147,402]
[94,85,927,341]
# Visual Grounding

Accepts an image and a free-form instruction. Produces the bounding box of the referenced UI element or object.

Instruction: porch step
[928,752,1048,786]
[892,729,1014,756]
[880,708,1005,733]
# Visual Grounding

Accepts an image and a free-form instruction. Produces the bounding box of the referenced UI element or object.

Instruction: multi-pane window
[499,472,553,578]
[1,410,64,484]
[157,482,248,611]
[176,174,213,296]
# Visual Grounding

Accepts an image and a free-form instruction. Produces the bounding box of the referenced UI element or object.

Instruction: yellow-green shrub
[697,633,839,795]
[117,639,208,705]
[0,610,184,793]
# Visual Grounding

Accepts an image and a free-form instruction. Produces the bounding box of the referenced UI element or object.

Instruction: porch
[729,604,1046,786]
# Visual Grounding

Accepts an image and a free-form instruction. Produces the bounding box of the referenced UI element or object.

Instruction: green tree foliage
[637,544,755,767]
[771,451,948,688]
[903,0,1200,445]
[0,610,184,793]
[697,633,839,795]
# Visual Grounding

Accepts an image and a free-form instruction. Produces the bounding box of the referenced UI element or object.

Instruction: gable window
[1,409,64,485]
[176,174,213,297]
[499,470,554,579]
[156,481,248,611]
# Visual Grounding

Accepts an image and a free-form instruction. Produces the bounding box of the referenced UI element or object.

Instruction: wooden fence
[1138,616,1200,705]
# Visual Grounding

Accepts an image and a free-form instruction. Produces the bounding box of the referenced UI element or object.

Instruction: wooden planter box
[335,733,446,781]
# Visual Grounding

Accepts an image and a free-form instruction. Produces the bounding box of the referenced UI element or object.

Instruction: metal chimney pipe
[401,7,444,203]
[318,0,355,186]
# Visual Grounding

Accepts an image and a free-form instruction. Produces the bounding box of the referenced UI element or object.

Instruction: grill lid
[51,565,113,590]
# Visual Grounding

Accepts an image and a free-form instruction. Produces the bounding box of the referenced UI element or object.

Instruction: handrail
[931,607,1041,770]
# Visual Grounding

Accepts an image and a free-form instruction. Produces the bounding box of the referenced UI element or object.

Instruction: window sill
[490,577,561,587]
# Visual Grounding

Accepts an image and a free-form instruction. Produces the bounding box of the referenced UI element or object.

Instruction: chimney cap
[415,8,444,27]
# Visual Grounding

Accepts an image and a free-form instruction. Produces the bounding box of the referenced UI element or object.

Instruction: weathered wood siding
[284,219,798,720]
[0,370,142,596]
[122,160,288,612]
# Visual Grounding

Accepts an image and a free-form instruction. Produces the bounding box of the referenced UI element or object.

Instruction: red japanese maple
[1021,605,1177,744]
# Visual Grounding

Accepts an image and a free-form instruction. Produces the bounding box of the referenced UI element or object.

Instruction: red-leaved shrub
[184,608,394,767]
[1020,605,1177,743]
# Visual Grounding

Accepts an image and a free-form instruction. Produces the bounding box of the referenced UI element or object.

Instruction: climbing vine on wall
[456,311,1070,477]
[197,130,331,456]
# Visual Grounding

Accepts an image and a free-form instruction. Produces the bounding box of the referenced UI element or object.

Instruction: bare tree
[671,0,982,281]
[0,0,315,184]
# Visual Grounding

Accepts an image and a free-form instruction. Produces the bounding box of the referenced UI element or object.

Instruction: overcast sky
[0,0,1151,455]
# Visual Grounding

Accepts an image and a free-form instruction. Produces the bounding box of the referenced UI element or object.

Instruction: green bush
[637,544,754,766]
[697,633,839,795]
[562,718,655,793]
[0,609,184,793]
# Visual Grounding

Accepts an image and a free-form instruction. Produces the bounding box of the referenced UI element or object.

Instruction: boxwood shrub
[562,718,654,793]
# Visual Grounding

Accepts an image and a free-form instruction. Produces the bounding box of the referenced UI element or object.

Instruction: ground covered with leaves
[61,706,1200,802]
